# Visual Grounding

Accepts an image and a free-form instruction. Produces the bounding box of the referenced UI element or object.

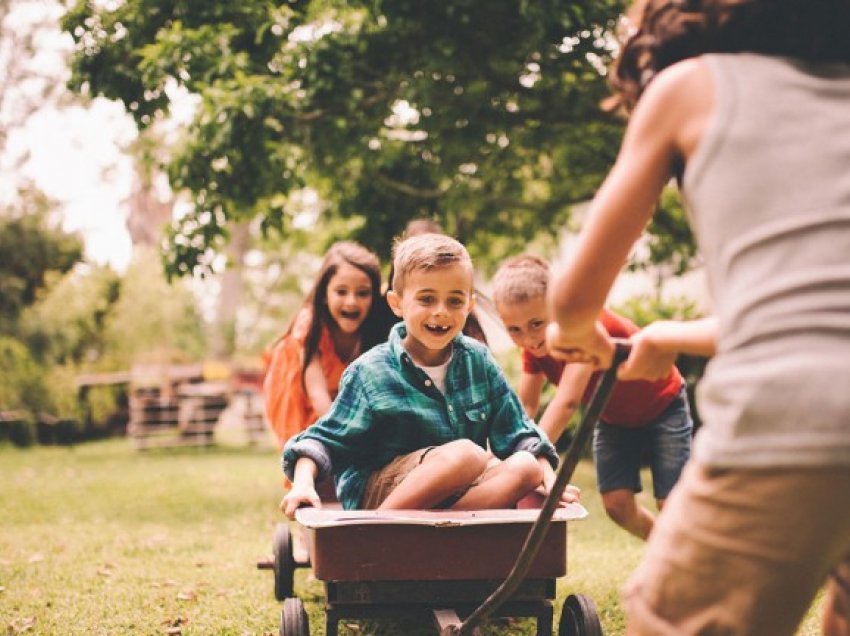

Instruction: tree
[0,0,69,171]
[20,263,120,365]
[0,189,84,333]
[100,248,207,369]
[62,0,627,276]
[627,186,700,297]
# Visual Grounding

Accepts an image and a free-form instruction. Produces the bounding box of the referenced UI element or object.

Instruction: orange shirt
[263,308,348,448]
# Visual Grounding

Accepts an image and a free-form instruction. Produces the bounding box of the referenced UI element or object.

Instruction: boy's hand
[534,482,581,506]
[619,322,678,381]
[280,483,321,519]
[546,320,613,369]
[539,459,581,506]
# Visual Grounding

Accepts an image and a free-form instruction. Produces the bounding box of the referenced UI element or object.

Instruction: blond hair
[492,254,550,305]
[392,233,473,293]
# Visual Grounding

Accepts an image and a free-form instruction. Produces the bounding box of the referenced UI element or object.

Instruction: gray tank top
[683,53,850,468]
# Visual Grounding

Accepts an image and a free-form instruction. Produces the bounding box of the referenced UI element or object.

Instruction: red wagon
[262,341,632,635]
[268,503,601,635]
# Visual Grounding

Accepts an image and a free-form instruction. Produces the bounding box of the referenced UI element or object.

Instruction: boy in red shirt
[493,255,693,539]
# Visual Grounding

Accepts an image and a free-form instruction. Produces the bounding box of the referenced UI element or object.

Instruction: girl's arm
[517,371,546,419]
[536,363,594,445]
[547,59,713,368]
[303,355,333,416]
[619,317,718,381]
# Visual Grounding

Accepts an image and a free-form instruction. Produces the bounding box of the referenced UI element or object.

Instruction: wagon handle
[451,339,632,635]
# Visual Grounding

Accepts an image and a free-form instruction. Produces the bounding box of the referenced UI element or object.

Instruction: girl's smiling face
[325,262,374,334]
[388,262,474,366]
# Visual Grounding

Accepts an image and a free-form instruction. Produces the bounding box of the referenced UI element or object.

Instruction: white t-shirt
[418,355,452,394]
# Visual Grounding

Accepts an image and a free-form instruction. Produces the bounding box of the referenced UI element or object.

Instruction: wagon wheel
[279,597,309,636]
[559,594,603,636]
[273,523,296,600]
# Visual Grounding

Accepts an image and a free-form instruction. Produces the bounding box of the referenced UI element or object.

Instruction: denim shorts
[593,385,693,500]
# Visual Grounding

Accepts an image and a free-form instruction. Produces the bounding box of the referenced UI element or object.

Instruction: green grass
[0,439,824,635]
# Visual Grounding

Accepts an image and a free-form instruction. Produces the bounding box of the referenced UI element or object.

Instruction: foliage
[63,0,628,276]
[40,365,84,422]
[236,232,320,355]
[0,0,71,173]
[100,248,208,368]
[627,186,700,288]
[0,337,47,446]
[0,411,36,447]
[3,247,208,434]
[20,264,120,365]
[0,194,84,333]
[0,336,48,412]
[612,292,703,328]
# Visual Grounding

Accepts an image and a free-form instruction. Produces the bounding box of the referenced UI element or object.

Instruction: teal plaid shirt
[283,322,558,510]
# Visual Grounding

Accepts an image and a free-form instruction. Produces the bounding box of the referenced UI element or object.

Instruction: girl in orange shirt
[263,241,383,449]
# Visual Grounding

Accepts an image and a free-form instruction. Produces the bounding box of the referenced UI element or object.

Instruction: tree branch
[375,173,447,199]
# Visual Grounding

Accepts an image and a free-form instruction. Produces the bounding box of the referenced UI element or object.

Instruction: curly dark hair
[611,0,850,110]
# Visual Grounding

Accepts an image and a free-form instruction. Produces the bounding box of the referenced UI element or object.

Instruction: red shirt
[522,309,683,427]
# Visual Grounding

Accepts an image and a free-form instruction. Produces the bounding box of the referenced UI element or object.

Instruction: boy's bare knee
[434,439,488,478]
[602,491,636,523]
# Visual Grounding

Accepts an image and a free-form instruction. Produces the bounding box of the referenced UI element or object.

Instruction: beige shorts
[624,462,850,635]
[360,447,491,510]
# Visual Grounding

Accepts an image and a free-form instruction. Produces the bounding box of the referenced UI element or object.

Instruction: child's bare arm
[537,363,593,445]
[547,60,712,367]
[619,317,717,381]
[280,457,322,519]
[303,356,333,417]
[517,372,546,419]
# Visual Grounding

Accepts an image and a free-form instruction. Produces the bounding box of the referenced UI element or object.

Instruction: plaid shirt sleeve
[479,346,559,469]
[282,363,378,482]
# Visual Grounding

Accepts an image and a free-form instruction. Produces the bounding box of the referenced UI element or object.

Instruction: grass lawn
[0,437,824,635]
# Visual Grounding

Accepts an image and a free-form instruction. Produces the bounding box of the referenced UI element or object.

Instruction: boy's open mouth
[425,323,451,335]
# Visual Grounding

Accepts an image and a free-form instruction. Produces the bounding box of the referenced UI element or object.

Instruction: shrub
[0,411,37,448]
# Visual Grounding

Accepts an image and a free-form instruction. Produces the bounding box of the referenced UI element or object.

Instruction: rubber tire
[559,593,603,636]
[273,523,295,600]
[279,597,309,636]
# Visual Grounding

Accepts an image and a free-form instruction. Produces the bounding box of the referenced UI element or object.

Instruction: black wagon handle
[450,339,633,635]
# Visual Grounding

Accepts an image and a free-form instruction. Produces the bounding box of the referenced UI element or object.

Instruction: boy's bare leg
[601,489,655,540]
[378,439,488,510]
[291,523,309,564]
[451,451,542,509]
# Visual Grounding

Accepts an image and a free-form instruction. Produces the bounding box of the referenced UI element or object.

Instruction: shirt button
[424,379,432,387]
[448,405,454,412]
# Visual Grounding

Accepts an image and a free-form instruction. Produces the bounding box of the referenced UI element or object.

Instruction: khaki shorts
[360,447,491,510]
[625,462,850,635]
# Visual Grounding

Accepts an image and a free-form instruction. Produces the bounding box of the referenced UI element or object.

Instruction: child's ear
[467,292,476,314]
[386,290,403,317]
